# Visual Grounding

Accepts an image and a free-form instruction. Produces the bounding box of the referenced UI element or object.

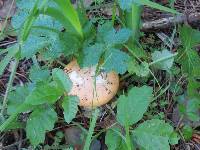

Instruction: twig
[1,59,19,116]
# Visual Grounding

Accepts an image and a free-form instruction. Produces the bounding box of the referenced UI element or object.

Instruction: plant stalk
[83,108,99,150]
[1,59,19,116]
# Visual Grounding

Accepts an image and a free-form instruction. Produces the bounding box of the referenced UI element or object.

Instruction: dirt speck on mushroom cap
[64,60,119,108]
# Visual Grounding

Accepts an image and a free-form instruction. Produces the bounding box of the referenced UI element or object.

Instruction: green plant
[0,0,200,149]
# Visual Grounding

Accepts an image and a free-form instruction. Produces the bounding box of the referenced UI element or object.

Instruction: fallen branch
[142,12,200,31]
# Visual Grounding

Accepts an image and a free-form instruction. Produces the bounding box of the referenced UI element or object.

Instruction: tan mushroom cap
[64,59,119,108]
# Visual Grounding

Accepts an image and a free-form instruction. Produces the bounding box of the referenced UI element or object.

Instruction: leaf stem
[1,59,19,116]
[125,123,133,150]
[83,108,99,150]
[149,53,178,66]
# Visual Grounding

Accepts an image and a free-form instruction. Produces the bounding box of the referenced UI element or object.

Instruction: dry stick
[142,12,200,31]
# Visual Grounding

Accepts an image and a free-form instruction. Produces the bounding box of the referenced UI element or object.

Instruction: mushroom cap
[64,60,119,108]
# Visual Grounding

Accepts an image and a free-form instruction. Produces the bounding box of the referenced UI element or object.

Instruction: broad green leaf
[26,106,57,146]
[82,43,104,67]
[128,59,149,77]
[117,86,153,126]
[52,68,72,92]
[118,0,179,14]
[0,45,19,76]
[7,85,32,115]
[102,48,130,74]
[25,82,63,105]
[62,96,79,123]
[132,119,179,150]
[21,34,49,58]
[188,68,200,99]
[105,127,125,150]
[104,28,132,46]
[179,25,200,48]
[182,125,193,141]
[29,66,50,82]
[151,49,175,71]
[53,0,83,37]
[186,98,200,121]
[178,25,200,75]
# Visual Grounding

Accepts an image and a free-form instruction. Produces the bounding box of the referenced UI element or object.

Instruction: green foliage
[26,106,57,146]
[117,86,153,126]
[102,48,130,74]
[128,60,149,77]
[132,119,179,150]
[178,25,200,75]
[7,85,31,115]
[62,96,79,123]
[52,68,72,92]
[29,66,50,82]
[151,49,175,71]
[182,125,193,141]
[105,127,125,150]
[25,82,63,105]
[0,45,19,76]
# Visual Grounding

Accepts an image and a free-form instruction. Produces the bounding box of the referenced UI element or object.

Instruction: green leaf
[52,68,72,92]
[0,45,19,76]
[182,125,193,141]
[25,82,63,105]
[29,66,50,83]
[82,43,104,67]
[102,48,130,74]
[132,119,179,150]
[53,0,83,37]
[117,86,153,126]
[151,49,175,71]
[188,67,200,99]
[178,25,200,75]
[21,34,49,58]
[7,85,32,115]
[26,106,57,146]
[179,25,200,48]
[104,28,132,46]
[186,98,200,121]
[105,127,125,150]
[128,59,149,77]
[62,96,79,123]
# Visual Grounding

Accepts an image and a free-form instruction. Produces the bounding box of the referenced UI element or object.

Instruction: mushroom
[64,59,119,108]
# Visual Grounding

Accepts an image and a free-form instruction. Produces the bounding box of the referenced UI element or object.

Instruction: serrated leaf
[26,106,57,146]
[117,86,153,126]
[25,82,63,105]
[21,34,49,58]
[128,59,149,77]
[82,43,104,67]
[104,28,132,46]
[188,68,200,99]
[178,25,200,75]
[62,96,79,123]
[186,98,200,121]
[52,68,72,92]
[7,85,32,115]
[29,66,50,82]
[151,49,175,71]
[0,45,19,76]
[102,48,130,74]
[132,119,179,150]
[179,25,200,48]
